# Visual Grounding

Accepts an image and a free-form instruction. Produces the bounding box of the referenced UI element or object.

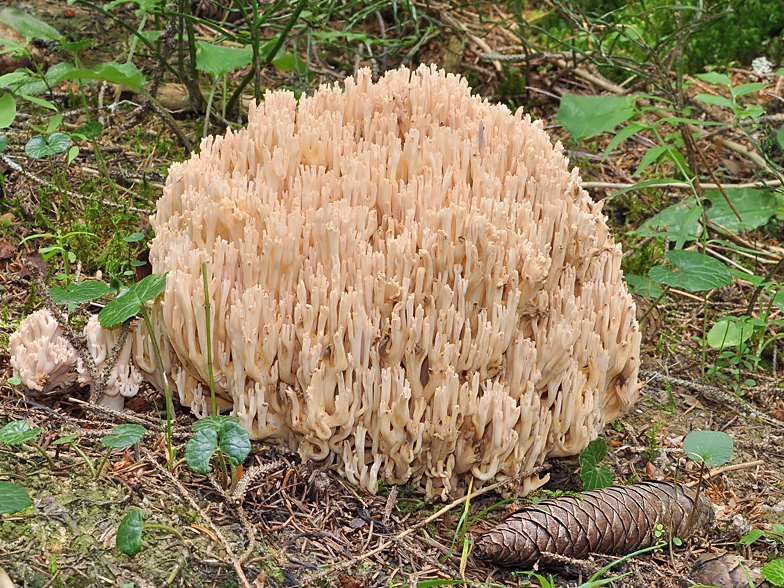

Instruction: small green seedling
[97,424,146,478]
[0,420,55,468]
[185,416,250,491]
[579,437,613,491]
[116,509,184,556]
[0,481,32,514]
[19,230,98,287]
[739,523,784,586]
[51,432,96,478]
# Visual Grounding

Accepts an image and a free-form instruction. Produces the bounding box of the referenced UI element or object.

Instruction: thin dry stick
[685,460,765,488]
[582,179,783,191]
[143,448,253,588]
[692,138,744,222]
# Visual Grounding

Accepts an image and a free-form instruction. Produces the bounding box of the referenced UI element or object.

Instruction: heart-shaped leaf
[72,121,103,140]
[625,274,664,299]
[649,250,732,293]
[116,510,143,555]
[99,272,168,328]
[578,438,613,491]
[26,133,71,159]
[219,421,251,466]
[50,281,109,309]
[0,481,32,514]
[0,420,42,445]
[101,424,146,449]
[683,430,733,468]
[185,429,218,473]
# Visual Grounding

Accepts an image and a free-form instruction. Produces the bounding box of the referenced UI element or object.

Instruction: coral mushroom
[141,64,641,498]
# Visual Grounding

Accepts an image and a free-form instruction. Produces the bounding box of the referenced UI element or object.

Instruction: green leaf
[0,481,32,514]
[46,113,63,135]
[116,510,144,555]
[602,122,646,161]
[738,104,765,120]
[193,415,240,433]
[54,62,146,92]
[123,232,145,243]
[0,7,63,41]
[675,203,703,251]
[50,281,109,307]
[732,82,767,98]
[694,93,732,108]
[578,437,607,469]
[272,52,306,74]
[25,133,71,159]
[556,93,638,140]
[20,93,58,112]
[0,133,7,152]
[73,121,103,140]
[610,178,687,198]
[739,528,765,547]
[774,290,784,313]
[62,39,94,56]
[625,274,664,299]
[66,145,79,166]
[0,93,16,129]
[578,438,613,491]
[219,421,251,466]
[99,272,168,328]
[696,72,732,87]
[7,376,21,386]
[101,424,146,449]
[581,464,614,491]
[634,145,668,176]
[649,250,732,293]
[196,42,253,78]
[0,420,42,445]
[777,125,784,152]
[51,433,81,446]
[683,430,733,468]
[185,429,218,473]
[706,319,755,349]
[763,559,784,586]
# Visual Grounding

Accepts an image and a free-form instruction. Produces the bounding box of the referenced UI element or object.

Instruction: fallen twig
[685,459,766,487]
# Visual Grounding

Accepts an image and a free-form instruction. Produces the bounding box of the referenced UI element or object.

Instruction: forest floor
[1,1,784,587]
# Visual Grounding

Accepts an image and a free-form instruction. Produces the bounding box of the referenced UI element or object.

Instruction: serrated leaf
[580,464,614,491]
[185,429,218,473]
[706,319,755,349]
[101,424,146,449]
[219,421,251,466]
[99,272,168,328]
[116,510,143,555]
[0,93,16,129]
[696,72,732,87]
[694,93,732,108]
[0,481,32,514]
[50,280,109,307]
[556,93,638,140]
[762,558,784,585]
[683,430,733,468]
[649,250,732,293]
[0,420,42,445]
[25,133,72,159]
[193,415,240,433]
[625,274,664,299]
[196,42,253,78]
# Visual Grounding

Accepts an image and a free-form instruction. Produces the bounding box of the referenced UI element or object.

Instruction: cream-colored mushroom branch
[137,64,641,499]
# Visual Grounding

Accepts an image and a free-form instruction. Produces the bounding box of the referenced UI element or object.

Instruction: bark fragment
[473,481,714,568]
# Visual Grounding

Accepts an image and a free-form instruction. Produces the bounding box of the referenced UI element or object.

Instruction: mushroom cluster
[139,64,641,498]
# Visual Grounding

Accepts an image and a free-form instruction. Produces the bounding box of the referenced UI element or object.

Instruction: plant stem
[69,442,97,478]
[97,448,112,478]
[139,304,175,468]
[145,523,186,542]
[202,80,218,140]
[27,440,56,469]
[202,262,217,416]
[701,293,708,382]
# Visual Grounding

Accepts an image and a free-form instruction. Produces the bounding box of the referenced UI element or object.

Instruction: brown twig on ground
[67,397,161,429]
[685,460,766,488]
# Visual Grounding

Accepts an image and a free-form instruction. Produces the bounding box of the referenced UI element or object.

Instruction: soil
[2,2,784,588]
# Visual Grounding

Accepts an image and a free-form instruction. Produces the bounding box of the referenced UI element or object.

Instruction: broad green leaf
[196,42,252,78]
[25,133,71,159]
[732,82,767,98]
[185,429,218,473]
[683,430,733,468]
[7,376,20,385]
[675,203,703,251]
[272,53,306,74]
[0,133,7,152]
[0,481,32,514]
[624,274,664,299]
[602,122,646,161]
[101,424,146,449]
[50,281,109,307]
[649,250,732,293]
[51,433,81,446]
[73,121,103,140]
[706,319,755,349]
[764,558,784,586]
[123,232,145,243]
[55,62,146,92]
[739,528,765,547]
[193,415,240,433]
[634,145,668,176]
[696,72,731,87]
[774,290,784,313]
[580,464,613,491]
[0,93,16,128]
[638,189,777,238]
[116,510,143,555]
[578,437,607,469]
[62,39,94,56]
[694,93,732,108]
[67,145,79,166]
[99,272,168,328]
[0,420,42,445]
[738,104,764,119]
[219,421,251,466]
[46,113,63,135]
[556,93,638,140]
[0,7,63,41]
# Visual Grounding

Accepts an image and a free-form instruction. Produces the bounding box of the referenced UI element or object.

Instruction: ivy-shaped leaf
[25,133,71,159]
[193,415,241,433]
[50,280,109,312]
[185,429,218,473]
[578,438,613,491]
[116,510,144,555]
[219,421,251,467]
[99,272,168,328]
[649,250,732,293]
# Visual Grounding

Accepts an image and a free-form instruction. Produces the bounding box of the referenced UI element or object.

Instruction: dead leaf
[0,238,14,260]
